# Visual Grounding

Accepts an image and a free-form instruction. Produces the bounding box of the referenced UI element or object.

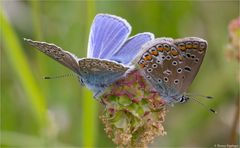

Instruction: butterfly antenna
[186,93,213,99]
[189,97,217,114]
[44,73,78,79]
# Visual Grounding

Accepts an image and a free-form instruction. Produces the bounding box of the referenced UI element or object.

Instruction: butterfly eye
[179,96,186,103]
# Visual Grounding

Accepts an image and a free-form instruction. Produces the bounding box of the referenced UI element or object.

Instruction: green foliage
[1,1,239,147]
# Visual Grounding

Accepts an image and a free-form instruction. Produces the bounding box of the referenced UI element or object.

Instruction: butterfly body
[78,58,129,96]
[134,37,207,104]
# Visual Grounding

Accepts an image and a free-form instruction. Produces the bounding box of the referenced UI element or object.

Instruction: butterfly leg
[78,77,85,86]
[93,90,104,99]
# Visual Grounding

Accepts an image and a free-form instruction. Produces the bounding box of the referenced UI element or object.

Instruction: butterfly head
[161,94,189,104]
[178,95,189,103]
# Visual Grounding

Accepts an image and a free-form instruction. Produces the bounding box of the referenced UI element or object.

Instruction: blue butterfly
[25,14,154,97]
[133,37,208,104]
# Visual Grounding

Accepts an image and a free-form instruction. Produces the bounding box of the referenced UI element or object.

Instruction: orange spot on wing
[179,45,186,51]
[164,46,170,52]
[157,46,164,52]
[150,51,158,56]
[171,50,179,56]
[139,63,146,68]
[143,54,152,61]
[186,43,192,49]
[193,42,199,49]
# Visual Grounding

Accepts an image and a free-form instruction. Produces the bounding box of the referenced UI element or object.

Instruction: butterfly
[133,37,208,104]
[24,14,154,97]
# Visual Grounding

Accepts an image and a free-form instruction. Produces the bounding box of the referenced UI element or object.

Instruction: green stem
[81,1,98,147]
[30,0,43,40]
[0,10,47,133]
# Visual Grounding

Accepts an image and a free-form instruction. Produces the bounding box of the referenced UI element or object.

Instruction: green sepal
[126,103,145,117]
[118,96,132,106]
[110,111,128,129]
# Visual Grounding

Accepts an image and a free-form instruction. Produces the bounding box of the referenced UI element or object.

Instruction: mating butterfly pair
[25,13,207,104]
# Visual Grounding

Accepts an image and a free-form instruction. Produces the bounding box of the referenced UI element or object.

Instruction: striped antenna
[44,73,77,79]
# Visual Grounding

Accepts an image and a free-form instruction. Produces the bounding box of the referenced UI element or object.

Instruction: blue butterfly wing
[109,32,154,65]
[87,14,131,59]
[24,38,129,98]
[78,58,129,97]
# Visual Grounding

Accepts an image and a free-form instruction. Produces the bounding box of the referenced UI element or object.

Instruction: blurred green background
[1,1,239,147]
